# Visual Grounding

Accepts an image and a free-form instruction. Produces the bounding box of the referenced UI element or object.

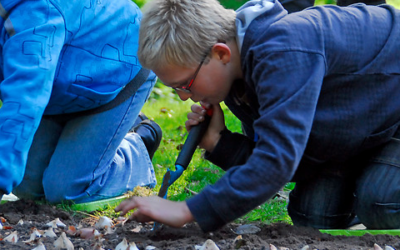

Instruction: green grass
[389,0,400,7]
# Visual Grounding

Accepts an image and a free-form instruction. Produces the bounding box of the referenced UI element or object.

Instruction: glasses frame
[173,56,206,93]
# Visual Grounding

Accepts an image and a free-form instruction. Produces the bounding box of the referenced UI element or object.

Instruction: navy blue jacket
[187,1,400,232]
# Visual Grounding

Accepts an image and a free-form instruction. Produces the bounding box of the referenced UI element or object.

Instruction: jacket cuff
[186,191,226,232]
[204,128,255,171]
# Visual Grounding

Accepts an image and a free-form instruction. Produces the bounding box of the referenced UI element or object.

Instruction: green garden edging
[1,194,129,212]
[70,195,129,212]
[320,229,400,236]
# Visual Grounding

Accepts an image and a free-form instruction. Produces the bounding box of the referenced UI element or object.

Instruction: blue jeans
[13,74,157,203]
[288,129,400,229]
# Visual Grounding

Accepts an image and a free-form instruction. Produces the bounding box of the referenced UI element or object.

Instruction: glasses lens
[173,87,191,93]
[172,56,206,94]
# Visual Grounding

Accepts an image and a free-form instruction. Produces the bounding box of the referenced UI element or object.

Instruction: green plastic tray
[320,229,400,236]
[1,194,128,212]
[70,195,129,212]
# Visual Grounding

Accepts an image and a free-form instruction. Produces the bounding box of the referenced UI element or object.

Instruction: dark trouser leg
[279,0,315,13]
[336,0,385,6]
[288,167,356,229]
[280,0,386,15]
[289,128,400,229]
[355,131,400,229]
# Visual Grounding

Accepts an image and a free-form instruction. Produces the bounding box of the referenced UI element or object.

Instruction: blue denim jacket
[0,0,143,193]
[187,1,400,232]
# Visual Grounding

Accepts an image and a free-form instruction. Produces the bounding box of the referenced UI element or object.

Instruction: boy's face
[154,45,237,105]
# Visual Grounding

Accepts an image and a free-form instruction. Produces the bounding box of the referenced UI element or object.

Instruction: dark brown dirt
[1,199,399,249]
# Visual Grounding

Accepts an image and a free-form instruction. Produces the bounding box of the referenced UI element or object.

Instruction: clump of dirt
[0,199,399,249]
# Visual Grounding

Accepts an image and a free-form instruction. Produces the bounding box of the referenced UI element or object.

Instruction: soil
[1,199,400,250]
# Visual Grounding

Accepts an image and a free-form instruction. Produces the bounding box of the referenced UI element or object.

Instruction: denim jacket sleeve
[0,1,66,194]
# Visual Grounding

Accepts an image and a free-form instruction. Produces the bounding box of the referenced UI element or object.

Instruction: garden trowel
[153,108,212,230]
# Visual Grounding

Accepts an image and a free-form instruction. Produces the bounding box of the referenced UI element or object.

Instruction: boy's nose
[176,91,192,101]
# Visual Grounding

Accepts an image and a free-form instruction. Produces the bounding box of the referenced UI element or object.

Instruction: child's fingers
[191,103,206,115]
[199,101,211,110]
[186,105,207,131]
[115,198,139,215]
[185,119,200,132]
[129,210,153,223]
[187,112,204,124]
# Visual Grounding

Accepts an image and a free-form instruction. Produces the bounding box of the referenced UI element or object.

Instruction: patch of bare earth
[1,199,399,249]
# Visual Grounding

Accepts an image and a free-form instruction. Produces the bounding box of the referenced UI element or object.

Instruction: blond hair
[138,0,236,69]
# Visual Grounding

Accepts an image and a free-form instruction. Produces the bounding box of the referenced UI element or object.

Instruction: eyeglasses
[173,57,206,93]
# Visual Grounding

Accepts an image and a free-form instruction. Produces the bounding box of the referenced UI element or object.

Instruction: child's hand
[185,102,225,152]
[115,196,194,228]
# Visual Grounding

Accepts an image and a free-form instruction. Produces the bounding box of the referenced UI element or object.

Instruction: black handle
[175,114,211,169]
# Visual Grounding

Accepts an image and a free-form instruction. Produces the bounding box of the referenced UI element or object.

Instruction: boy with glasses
[116,0,400,232]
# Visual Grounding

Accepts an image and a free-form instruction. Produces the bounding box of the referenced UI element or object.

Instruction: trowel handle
[175,110,212,170]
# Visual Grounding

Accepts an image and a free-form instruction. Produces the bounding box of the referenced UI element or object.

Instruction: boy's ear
[211,43,231,64]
